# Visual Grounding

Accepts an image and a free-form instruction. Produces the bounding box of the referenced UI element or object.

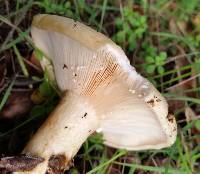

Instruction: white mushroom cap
[31,14,177,150]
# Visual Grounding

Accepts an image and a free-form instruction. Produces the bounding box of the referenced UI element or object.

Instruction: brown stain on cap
[146,99,155,107]
[167,113,174,123]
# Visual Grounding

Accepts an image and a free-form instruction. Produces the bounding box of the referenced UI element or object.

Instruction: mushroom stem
[17,92,98,174]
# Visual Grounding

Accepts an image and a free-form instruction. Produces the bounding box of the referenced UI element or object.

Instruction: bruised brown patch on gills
[46,154,70,174]
[156,98,161,102]
[167,113,174,123]
[154,96,161,102]
[147,96,162,107]
[147,99,155,107]
[0,154,44,172]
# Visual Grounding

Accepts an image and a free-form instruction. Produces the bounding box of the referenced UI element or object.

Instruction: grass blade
[13,45,29,77]
[99,0,108,31]
[0,79,15,111]
[87,150,126,174]
[113,161,187,174]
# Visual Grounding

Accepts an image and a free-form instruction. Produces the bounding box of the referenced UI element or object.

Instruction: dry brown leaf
[185,107,196,122]
[0,92,32,119]
[193,12,200,29]
[29,53,42,71]
[185,107,200,143]
[30,89,45,104]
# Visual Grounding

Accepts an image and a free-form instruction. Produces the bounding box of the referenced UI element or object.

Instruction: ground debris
[0,92,32,119]
[0,154,44,172]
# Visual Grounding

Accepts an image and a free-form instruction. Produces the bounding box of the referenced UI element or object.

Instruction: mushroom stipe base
[16,92,98,174]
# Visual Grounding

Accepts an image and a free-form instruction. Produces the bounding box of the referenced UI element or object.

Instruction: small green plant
[113,7,147,51]
[141,42,167,75]
[36,0,73,17]
[145,52,167,74]
[186,35,200,48]
[195,119,200,130]
[176,0,199,21]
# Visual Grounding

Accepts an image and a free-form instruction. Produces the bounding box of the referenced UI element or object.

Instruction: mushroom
[17,14,177,174]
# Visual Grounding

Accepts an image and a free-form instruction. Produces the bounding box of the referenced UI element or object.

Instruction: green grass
[0,79,15,111]
[13,45,29,77]
[0,0,200,173]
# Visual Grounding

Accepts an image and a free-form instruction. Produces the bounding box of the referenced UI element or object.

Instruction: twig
[177,115,200,123]
[165,52,200,64]
[23,57,42,73]
[166,73,200,91]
